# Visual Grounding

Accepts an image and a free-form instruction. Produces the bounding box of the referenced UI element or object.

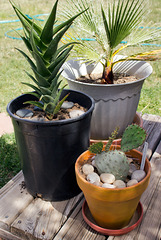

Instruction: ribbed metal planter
[62,57,152,140]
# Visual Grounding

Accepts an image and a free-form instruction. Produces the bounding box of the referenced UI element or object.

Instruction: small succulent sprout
[89,142,103,154]
[121,124,146,152]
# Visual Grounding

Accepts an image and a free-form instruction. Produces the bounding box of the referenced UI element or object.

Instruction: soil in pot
[77,72,138,84]
[15,101,87,121]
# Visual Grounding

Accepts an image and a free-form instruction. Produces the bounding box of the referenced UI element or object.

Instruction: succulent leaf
[95,150,129,181]
[121,124,146,152]
[40,0,58,44]
[88,142,103,154]
[105,127,119,152]
[10,1,85,119]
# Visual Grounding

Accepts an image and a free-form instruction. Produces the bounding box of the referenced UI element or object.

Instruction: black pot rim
[7,89,95,126]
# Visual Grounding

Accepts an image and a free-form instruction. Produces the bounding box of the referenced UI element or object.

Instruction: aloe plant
[10,0,85,119]
[62,0,161,84]
[89,124,146,180]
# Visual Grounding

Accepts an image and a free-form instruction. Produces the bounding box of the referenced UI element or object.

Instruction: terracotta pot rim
[75,147,151,192]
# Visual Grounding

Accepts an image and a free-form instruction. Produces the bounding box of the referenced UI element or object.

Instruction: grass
[0,0,161,188]
[0,133,20,188]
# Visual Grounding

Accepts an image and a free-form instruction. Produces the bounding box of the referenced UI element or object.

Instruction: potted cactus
[75,124,151,230]
[61,0,161,140]
[7,0,95,201]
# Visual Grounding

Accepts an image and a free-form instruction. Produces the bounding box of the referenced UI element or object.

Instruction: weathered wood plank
[0,172,33,231]
[108,140,161,240]
[11,193,84,240]
[0,228,21,240]
[140,114,161,158]
[0,171,23,197]
[54,199,107,240]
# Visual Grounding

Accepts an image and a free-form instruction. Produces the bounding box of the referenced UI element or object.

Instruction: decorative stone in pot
[75,125,151,229]
[75,146,150,229]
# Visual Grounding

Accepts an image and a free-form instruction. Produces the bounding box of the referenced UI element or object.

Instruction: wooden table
[0,113,160,240]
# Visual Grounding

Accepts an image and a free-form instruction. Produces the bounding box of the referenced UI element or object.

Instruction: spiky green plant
[10,0,85,119]
[62,0,161,84]
[89,124,146,180]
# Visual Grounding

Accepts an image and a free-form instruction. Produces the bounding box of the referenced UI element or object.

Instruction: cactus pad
[89,142,103,154]
[121,124,146,152]
[95,150,129,180]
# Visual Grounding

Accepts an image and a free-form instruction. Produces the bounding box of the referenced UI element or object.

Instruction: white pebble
[61,101,74,109]
[87,172,100,184]
[131,170,146,182]
[69,110,85,118]
[102,183,116,189]
[100,173,115,184]
[82,164,94,175]
[127,179,138,187]
[93,181,102,187]
[113,180,126,188]
[128,164,137,176]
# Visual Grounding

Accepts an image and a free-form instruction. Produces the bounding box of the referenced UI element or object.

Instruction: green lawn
[0,0,161,115]
[0,0,161,187]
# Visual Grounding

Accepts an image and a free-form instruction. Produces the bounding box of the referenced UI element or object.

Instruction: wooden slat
[0,171,23,197]
[0,172,33,231]
[11,193,84,240]
[108,140,161,240]
[0,228,21,240]
[140,114,161,158]
[54,199,107,240]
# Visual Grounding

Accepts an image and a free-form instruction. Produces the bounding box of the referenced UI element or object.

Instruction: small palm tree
[62,0,161,84]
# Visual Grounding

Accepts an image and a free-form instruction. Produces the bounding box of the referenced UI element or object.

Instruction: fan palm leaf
[62,0,161,83]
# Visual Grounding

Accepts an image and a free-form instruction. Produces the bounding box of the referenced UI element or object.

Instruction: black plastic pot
[7,89,95,201]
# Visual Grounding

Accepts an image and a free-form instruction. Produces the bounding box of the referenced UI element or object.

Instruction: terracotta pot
[90,112,143,145]
[75,146,151,229]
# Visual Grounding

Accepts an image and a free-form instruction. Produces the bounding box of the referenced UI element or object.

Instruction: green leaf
[53,93,69,115]
[21,82,41,95]
[48,53,70,83]
[39,86,52,95]
[40,0,58,44]
[48,46,73,72]
[9,0,42,35]
[31,51,51,77]
[24,71,39,86]
[16,48,36,70]
[24,101,44,110]
[53,9,88,36]
[43,23,72,61]
[31,67,50,87]
[88,142,103,154]
[40,95,55,104]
